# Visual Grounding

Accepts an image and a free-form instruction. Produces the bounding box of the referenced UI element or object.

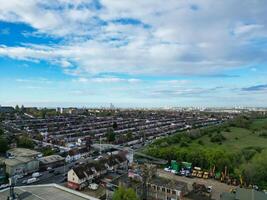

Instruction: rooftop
[220,188,267,200]
[0,184,99,200]
[4,157,36,167]
[149,176,188,191]
[39,155,64,164]
[8,148,40,158]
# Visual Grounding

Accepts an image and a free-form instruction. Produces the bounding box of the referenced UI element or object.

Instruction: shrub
[210,133,226,143]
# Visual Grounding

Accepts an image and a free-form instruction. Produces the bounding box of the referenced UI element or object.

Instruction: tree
[0,136,9,153]
[112,122,118,130]
[42,146,54,156]
[17,135,34,149]
[112,186,139,200]
[15,105,20,112]
[106,128,116,143]
[126,131,133,141]
[0,128,3,135]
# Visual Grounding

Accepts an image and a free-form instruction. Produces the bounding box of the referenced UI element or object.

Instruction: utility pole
[7,177,17,200]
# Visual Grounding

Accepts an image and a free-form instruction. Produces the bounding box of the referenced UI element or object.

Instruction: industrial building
[4,148,40,176]
[39,155,65,170]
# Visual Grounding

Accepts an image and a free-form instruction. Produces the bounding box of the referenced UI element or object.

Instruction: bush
[210,133,226,143]
[180,142,189,147]
[198,140,204,145]
[259,131,267,138]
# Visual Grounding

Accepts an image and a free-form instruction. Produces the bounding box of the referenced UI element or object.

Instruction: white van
[27,178,38,184]
[32,172,41,178]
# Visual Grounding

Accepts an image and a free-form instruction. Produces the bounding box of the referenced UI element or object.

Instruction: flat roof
[0,184,99,200]
[4,157,36,167]
[8,148,40,157]
[149,177,188,191]
[39,155,64,164]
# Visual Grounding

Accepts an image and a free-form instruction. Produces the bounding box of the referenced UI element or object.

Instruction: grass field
[152,118,267,152]
[143,117,267,188]
[192,126,267,152]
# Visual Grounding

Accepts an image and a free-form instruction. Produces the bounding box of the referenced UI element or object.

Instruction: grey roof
[4,157,36,167]
[236,188,267,200]
[8,148,40,158]
[221,188,267,200]
[39,155,64,164]
[0,184,98,200]
[149,177,188,191]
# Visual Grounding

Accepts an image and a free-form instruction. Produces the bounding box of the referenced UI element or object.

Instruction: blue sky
[0,0,267,108]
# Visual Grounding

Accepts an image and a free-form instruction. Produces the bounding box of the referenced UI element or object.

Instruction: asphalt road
[16,162,76,186]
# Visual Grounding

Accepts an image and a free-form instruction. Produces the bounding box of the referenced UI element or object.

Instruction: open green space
[143,116,267,189]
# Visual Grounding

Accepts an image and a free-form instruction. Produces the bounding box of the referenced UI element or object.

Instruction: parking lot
[0,185,97,200]
[158,169,235,200]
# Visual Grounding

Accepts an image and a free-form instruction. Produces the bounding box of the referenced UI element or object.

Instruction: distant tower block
[110,103,115,110]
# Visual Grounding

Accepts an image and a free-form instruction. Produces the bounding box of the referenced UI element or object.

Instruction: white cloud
[74,77,141,84]
[0,0,266,77]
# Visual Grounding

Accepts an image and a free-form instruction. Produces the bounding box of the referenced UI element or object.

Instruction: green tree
[42,146,55,156]
[106,128,116,143]
[17,135,34,149]
[126,131,133,141]
[112,186,139,200]
[15,105,20,112]
[0,128,3,135]
[0,136,9,153]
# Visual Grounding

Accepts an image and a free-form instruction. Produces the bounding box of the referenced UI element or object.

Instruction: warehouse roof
[8,148,40,158]
[4,157,37,167]
[39,155,64,164]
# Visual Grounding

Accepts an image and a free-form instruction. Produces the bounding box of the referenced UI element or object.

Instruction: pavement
[157,169,235,200]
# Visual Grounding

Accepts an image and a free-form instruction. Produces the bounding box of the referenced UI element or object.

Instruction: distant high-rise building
[110,103,115,110]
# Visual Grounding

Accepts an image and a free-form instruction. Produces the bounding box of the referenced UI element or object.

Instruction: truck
[32,172,41,178]
[27,178,38,184]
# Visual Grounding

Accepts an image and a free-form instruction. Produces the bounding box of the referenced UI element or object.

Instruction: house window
[153,185,156,190]
[73,177,75,181]
[167,189,170,193]
[172,190,176,195]
[157,186,160,191]
[162,188,165,192]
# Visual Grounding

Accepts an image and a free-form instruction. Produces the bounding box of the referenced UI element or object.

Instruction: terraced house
[67,154,127,190]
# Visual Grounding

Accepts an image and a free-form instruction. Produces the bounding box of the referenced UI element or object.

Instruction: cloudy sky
[0,0,267,108]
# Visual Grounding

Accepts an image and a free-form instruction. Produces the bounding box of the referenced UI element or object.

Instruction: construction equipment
[203,171,209,179]
[197,170,203,178]
[192,170,198,177]
[192,167,203,178]
[239,175,243,187]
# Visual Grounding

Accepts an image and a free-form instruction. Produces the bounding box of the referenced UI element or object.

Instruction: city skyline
[1,0,267,107]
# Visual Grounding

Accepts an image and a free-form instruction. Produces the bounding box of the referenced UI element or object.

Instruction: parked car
[27,178,38,184]
[88,183,99,190]
[32,172,42,178]
[164,167,171,172]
